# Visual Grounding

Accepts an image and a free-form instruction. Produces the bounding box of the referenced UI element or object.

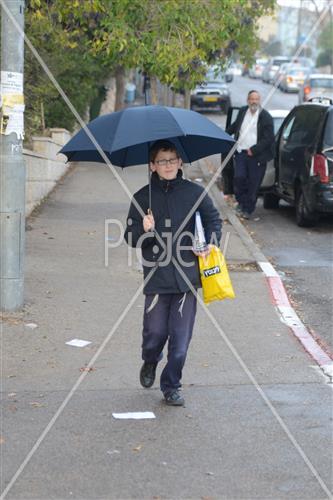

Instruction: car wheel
[295,187,318,227]
[263,192,280,209]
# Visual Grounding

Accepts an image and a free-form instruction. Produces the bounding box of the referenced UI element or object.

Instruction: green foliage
[86,0,275,91]
[24,0,107,140]
[316,19,333,69]
[23,0,274,138]
[318,19,333,53]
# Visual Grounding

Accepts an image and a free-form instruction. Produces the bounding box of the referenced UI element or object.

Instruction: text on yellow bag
[198,246,235,304]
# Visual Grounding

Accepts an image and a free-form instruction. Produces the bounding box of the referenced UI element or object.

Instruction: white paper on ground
[25,322,38,329]
[112,412,156,420]
[66,339,92,347]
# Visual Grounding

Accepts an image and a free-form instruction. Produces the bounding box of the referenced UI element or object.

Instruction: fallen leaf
[79,366,95,372]
[0,316,22,325]
[202,363,209,368]
[133,445,143,452]
[30,402,44,408]
[0,436,4,445]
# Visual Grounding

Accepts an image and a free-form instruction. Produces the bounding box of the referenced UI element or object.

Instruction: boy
[124,140,222,406]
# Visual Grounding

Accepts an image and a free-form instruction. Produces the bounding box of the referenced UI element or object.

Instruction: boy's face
[150,149,182,180]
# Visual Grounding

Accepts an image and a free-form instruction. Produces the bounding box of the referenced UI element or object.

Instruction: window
[310,78,333,89]
[286,107,323,147]
[281,115,295,141]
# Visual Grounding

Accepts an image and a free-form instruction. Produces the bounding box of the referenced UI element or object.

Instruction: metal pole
[143,74,151,105]
[0,0,25,311]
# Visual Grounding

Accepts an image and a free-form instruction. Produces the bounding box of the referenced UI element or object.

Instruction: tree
[316,18,333,70]
[23,0,275,133]
[86,0,275,107]
[24,0,107,140]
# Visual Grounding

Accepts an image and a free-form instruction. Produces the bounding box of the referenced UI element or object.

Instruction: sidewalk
[1,160,332,500]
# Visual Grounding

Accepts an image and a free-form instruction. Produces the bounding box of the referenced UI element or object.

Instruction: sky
[276,0,332,9]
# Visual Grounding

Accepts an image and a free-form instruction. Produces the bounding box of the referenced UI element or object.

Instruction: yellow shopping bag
[198,245,235,304]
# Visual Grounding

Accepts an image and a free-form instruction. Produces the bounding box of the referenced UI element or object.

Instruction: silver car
[262,56,291,83]
[299,74,333,103]
[279,66,310,93]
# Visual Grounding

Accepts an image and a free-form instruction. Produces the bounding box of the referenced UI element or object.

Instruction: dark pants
[221,155,234,195]
[142,292,197,395]
[234,151,266,214]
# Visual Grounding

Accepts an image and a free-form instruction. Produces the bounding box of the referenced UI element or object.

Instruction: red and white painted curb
[258,261,333,382]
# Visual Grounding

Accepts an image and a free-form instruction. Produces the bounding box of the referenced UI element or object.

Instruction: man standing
[227,90,274,219]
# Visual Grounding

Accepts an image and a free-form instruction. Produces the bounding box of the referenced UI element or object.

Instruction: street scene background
[1,0,332,499]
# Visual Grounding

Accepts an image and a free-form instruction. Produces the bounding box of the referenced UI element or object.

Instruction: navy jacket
[124,170,222,295]
[227,106,274,163]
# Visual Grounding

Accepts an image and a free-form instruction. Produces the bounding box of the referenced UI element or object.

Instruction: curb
[199,159,333,383]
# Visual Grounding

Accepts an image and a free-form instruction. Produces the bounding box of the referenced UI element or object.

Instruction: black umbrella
[60,105,234,165]
[60,105,234,206]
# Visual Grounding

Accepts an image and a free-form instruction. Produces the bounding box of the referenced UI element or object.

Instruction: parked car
[228,62,242,76]
[299,74,333,103]
[249,58,268,79]
[279,66,310,93]
[262,56,291,83]
[263,98,333,226]
[191,68,231,114]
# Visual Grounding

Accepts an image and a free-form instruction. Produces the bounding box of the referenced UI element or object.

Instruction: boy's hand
[193,243,214,257]
[143,210,155,232]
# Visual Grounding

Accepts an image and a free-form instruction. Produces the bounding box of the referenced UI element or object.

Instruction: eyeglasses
[154,157,179,166]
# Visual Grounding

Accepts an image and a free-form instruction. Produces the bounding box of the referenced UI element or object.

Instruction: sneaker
[164,390,185,406]
[241,211,251,220]
[235,204,243,215]
[140,362,157,388]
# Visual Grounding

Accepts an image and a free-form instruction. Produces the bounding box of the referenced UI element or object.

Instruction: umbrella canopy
[60,105,234,166]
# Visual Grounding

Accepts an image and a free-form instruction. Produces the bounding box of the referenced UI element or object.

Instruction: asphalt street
[206,75,333,353]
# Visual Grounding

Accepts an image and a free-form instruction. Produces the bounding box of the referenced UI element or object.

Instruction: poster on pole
[0,71,24,139]
[0,71,23,95]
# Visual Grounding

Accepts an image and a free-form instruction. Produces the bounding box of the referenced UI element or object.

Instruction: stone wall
[24,128,71,216]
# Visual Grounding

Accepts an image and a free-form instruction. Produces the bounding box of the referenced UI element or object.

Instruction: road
[207,75,333,353]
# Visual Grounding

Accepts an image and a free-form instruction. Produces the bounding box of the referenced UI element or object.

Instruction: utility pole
[0,0,25,311]
[296,0,303,54]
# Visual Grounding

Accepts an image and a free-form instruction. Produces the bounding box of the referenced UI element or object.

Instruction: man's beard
[249,103,259,112]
